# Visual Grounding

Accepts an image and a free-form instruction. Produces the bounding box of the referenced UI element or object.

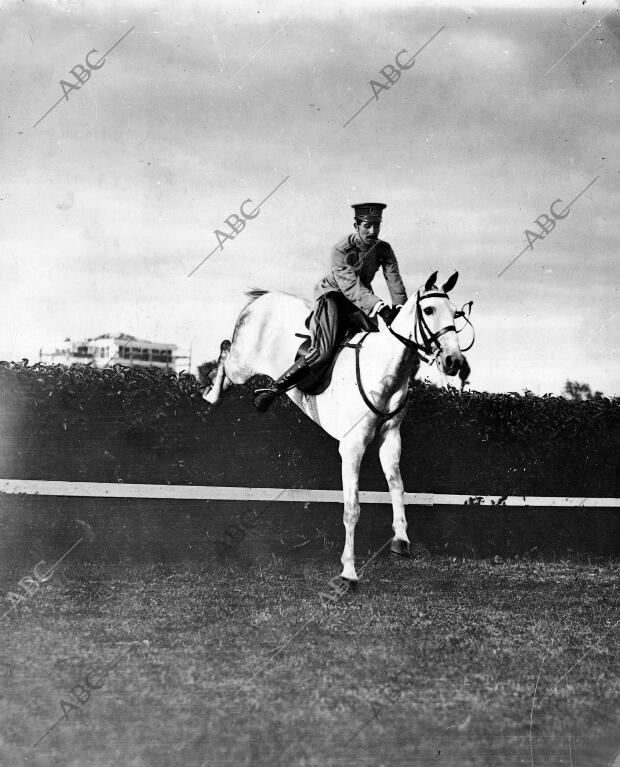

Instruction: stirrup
[254,386,278,396]
[254,386,279,413]
[253,357,312,413]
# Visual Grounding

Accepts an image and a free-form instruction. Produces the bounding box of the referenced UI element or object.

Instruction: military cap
[351,202,387,222]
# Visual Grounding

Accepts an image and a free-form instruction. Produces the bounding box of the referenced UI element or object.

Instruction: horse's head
[395,271,473,377]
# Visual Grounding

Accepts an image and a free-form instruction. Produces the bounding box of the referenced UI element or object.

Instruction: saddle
[293,307,378,395]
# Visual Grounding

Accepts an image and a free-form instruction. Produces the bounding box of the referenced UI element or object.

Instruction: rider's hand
[378,305,398,327]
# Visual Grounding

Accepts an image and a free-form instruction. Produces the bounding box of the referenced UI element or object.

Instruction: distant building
[43,332,179,371]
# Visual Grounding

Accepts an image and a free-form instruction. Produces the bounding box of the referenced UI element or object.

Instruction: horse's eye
[423,307,434,316]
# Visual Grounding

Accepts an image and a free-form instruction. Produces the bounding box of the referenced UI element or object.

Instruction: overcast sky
[1,0,618,395]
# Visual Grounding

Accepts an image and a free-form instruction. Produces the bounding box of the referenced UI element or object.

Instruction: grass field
[1,539,618,767]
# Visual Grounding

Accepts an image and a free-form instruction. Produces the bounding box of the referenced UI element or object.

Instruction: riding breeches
[308,292,376,368]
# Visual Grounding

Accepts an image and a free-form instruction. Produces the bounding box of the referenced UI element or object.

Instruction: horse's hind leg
[203,340,232,405]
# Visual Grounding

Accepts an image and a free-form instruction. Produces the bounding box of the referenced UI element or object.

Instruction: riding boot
[254,357,312,412]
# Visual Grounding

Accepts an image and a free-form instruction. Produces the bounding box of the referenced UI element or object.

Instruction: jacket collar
[352,233,380,255]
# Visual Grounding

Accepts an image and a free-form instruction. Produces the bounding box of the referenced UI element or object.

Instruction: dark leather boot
[254,357,312,412]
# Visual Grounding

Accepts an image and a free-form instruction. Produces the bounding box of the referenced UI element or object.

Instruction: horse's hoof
[341,577,357,593]
[390,539,411,557]
[340,564,359,582]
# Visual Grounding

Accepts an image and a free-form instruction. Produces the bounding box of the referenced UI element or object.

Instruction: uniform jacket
[313,234,408,315]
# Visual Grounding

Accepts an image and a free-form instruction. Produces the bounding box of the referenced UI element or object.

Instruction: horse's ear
[424,272,438,291]
[442,271,459,293]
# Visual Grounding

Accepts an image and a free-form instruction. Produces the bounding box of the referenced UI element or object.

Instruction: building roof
[84,332,177,349]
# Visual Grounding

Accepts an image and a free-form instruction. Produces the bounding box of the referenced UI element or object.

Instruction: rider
[254,202,408,412]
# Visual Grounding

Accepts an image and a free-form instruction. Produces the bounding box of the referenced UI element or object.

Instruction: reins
[454,301,475,352]
[395,289,475,360]
[350,289,475,420]
[347,333,409,420]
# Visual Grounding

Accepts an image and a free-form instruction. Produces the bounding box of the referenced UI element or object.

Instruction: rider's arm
[381,243,408,307]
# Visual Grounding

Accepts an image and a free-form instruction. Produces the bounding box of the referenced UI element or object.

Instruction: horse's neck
[391,300,416,339]
[386,303,420,385]
[366,320,416,397]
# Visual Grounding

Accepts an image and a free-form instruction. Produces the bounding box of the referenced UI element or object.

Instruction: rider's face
[354,219,381,245]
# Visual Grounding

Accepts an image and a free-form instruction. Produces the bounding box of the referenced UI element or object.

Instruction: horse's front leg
[338,435,368,581]
[377,422,411,557]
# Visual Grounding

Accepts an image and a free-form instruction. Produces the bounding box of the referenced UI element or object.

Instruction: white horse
[204,271,470,581]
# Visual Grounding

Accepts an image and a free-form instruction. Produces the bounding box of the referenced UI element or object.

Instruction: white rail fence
[1,480,618,507]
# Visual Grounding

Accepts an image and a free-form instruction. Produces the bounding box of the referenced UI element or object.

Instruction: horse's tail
[245,288,269,301]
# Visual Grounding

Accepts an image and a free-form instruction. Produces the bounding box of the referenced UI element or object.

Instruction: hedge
[0,362,618,497]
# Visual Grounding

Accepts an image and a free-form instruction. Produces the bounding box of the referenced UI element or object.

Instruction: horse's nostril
[445,355,453,368]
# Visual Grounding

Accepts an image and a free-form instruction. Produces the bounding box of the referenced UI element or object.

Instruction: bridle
[351,288,475,420]
[388,289,475,366]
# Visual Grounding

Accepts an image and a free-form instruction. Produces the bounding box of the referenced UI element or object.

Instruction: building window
[150,348,172,363]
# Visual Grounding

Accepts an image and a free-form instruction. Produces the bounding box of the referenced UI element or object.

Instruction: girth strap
[346,333,409,420]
